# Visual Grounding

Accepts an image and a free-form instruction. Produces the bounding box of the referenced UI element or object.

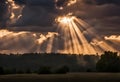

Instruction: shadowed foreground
[0,73,120,82]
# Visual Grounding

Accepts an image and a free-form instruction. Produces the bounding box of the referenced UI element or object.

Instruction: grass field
[0,73,120,82]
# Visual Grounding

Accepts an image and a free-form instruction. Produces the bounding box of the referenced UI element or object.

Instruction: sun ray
[0,11,119,55]
[56,13,119,55]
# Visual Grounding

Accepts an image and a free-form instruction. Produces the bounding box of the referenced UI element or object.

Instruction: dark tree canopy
[54,65,69,74]
[0,66,4,75]
[38,66,51,74]
[96,51,120,72]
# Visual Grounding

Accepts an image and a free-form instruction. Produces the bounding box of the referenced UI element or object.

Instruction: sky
[0,0,120,54]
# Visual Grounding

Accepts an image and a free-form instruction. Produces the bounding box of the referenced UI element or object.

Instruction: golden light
[6,0,24,23]
[0,18,119,54]
[57,16,71,24]
[7,0,20,9]
[55,0,77,10]
[10,12,15,19]
[56,14,75,24]
[105,35,120,40]
[67,0,77,6]
[0,0,119,55]
[0,30,12,38]
[55,13,119,54]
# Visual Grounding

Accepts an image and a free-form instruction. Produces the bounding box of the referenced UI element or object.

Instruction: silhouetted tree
[54,66,69,74]
[4,68,17,74]
[17,70,24,74]
[96,51,120,72]
[0,66,4,75]
[0,53,99,73]
[38,66,51,74]
[26,69,31,74]
[86,68,92,72]
[11,68,17,74]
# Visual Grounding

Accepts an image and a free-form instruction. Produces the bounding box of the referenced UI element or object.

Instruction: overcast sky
[0,0,120,54]
[0,0,119,35]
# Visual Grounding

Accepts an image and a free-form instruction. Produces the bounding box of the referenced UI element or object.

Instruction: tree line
[0,51,120,75]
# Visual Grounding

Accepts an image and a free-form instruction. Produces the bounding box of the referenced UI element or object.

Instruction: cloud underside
[0,0,120,54]
[0,0,119,35]
[0,30,120,54]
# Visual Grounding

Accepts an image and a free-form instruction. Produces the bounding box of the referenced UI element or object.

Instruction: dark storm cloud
[14,6,56,26]
[83,0,120,5]
[55,0,73,8]
[14,0,72,28]
[14,0,69,8]
[73,0,120,35]
[26,0,55,8]
[0,0,120,35]
[88,4,120,35]
[0,0,10,28]
[0,0,56,29]
[0,0,120,54]
[96,0,120,5]
[14,0,26,5]
[0,0,71,32]
[11,0,58,32]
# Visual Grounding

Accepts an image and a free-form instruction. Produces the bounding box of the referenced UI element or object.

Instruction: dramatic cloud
[0,0,10,28]
[105,35,120,40]
[0,0,120,54]
[0,30,59,54]
[104,35,120,51]
[0,0,119,34]
[96,0,120,5]
[71,0,120,35]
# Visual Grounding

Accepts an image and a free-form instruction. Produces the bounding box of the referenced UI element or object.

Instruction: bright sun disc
[56,16,75,24]
[58,17,70,24]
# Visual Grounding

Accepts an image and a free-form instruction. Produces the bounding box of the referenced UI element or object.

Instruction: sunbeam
[56,13,119,55]
[0,13,119,55]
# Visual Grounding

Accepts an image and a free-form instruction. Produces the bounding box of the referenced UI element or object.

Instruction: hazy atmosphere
[0,0,120,54]
[0,1,120,82]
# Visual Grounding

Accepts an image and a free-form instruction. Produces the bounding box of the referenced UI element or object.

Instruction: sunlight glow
[0,11,119,55]
[7,0,24,23]
[7,0,20,9]
[55,0,77,10]
[57,16,72,24]
[105,35,120,41]
[67,0,77,6]
[56,14,119,54]
[56,13,75,24]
